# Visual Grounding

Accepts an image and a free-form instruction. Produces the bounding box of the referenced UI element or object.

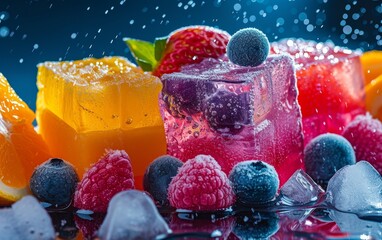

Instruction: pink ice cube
[160,54,304,185]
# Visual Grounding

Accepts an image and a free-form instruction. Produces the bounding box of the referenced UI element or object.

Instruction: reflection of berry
[143,155,183,206]
[170,212,235,239]
[304,133,356,189]
[74,150,134,212]
[49,211,79,240]
[168,155,235,211]
[74,214,104,240]
[227,28,269,67]
[204,91,251,134]
[233,212,279,239]
[30,158,79,207]
[342,114,382,174]
[229,161,279,205]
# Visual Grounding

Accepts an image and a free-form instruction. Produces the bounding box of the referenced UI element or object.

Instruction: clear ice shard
[98,190,171,240]
[326,161,382,214]
[280,169,325,206]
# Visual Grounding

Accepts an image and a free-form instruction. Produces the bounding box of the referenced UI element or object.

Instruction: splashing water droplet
[0,26,9,37]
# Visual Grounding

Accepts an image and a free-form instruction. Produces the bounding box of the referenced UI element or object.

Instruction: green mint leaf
[154,37,168,61]
[124,38,156,71]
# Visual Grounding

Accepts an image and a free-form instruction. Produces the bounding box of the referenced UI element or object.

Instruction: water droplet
[234,3,241,11]
[129,19,134,25]
[125,118,133,124]
[120,0,126,5]
[19,58,24,63]
[0,26,9,37]
[343,25,352,35]
[0,11,9,20]
[71,33,77,39]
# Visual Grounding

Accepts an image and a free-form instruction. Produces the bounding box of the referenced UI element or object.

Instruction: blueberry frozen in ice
[30,158,79,207]
[227,28,270,67]
[143,155,183,206]
[229,160,279,205]
[304,133,356,189]
[204,90,252,134]
[98,190,170,240]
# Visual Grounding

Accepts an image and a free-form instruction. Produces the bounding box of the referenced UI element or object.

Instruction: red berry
[342,114,382,174]
[74,150,135,212]
[152,26,230,77]
[168,155,235,211]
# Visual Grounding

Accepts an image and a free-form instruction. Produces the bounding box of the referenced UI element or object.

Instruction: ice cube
[160,54,304,185]
[98,190,171,240]
[12,195,55,240]
[280,169,325,206]
[326,161,382,214]
[0,209,19,239]
[271,39,365,145]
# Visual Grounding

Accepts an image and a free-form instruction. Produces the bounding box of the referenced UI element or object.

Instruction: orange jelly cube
[36,57,166,189]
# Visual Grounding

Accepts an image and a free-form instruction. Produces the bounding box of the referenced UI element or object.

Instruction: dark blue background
[0,0,381,110]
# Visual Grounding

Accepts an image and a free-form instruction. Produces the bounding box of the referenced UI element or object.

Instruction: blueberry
[162,78,215,116]
[227,28,270,67]
[30,158,79,207]
[204,90,252,134]
[229,160,279,205]
[233,212,279,239]
[143,155,183,206]
[304,133,356,189]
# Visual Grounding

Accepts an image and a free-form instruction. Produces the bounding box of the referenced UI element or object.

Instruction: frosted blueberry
[229,160,279,205]
[304,133,356,189]
[227,28,270,67]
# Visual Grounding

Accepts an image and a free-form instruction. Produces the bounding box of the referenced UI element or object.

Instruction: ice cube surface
[10,196,55,240]
[0,209,19,240]
[160,55,304,185]
[326,161,382,214]
[98,190,170,240]
[280,169,325,206]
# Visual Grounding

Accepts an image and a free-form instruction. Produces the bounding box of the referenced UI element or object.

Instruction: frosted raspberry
[74,150,135,212]
[342,114,382,174]
[168,155,235,211]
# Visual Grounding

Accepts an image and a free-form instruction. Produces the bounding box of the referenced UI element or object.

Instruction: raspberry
[167,155,235,211]
[73,150,134,212]
[342,114,382,174]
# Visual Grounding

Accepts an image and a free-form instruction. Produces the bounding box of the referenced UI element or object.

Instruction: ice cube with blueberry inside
[160,54,304,185]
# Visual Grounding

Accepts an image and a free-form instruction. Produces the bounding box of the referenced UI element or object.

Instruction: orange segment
[361,50,382,85]
[365,75,382,121]
[0,73,51,205]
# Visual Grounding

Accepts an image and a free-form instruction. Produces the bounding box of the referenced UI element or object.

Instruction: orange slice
[0,73,51,205]
[365,75,382,121]
[361,50,382,85]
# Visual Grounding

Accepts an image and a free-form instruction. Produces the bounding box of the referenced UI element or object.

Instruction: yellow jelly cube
[36,57,166,189]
